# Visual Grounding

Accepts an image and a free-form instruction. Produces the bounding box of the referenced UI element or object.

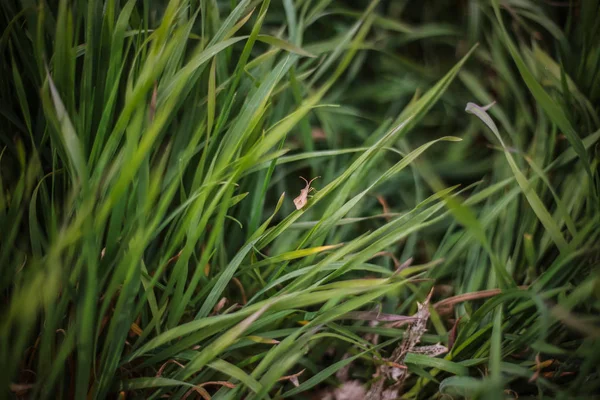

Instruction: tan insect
[293,176,320,210]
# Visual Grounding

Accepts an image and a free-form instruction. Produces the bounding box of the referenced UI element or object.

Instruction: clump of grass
[1,0,599,399]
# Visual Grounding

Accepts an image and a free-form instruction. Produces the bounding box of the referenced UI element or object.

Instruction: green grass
[1,0,599,398]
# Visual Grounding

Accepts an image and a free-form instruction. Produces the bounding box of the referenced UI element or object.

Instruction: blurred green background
[1,0,599,398]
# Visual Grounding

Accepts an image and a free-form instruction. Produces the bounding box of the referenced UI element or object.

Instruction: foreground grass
[1,0,599,398]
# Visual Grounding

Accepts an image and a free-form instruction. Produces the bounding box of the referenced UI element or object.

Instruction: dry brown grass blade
[156,359,185,377]
[211,297,228,315]
[434,286,529,314]
[376,195,391,221]
[529,353,542,383]
[232,277,247,304]
[199,381,236,389]
[181,381,236,400]
[278,369,305,387]
[182,386,212,400]
[448,316,463,350]
[392,257,414,276]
